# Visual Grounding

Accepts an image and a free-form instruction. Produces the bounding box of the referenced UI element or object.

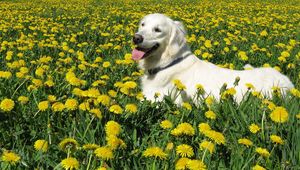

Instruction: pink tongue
[132,48,145,60]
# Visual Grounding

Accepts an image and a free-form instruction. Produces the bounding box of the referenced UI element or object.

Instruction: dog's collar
[147,53,191,76]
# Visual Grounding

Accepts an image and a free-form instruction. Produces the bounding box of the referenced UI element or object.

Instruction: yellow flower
[0,98,15,112]
[18,96,29,104]
[34,139,48,152]
[65,98,78,111]
[199,140,215,153]
[105,121,121,136]
[249,123,260,134]
[198,123,211,134]
[270,106,289,123]
[108,90,117,97]
[205,96,214,107]
[102,61,111,68]
[125,103,137,113]
[171,122,195,136]
[109,104,123,114]
[205,110,216,120]
[260,30,268,37]
[296,113,300,119]
[187,159,207,170]
[143,146,167,160]
[176,144,194,158]
[52,102,65,112]
[1,150,21,165]
[204,40,212,48]
[182,102,192,110]
[175,157,190,170]
[166,142,174,151]
[61,157,79,170]
[270,135,284,145]
[38,101,49,111]
[205,130,226,145]
[59,138,79,151]
[238,138,253,147]
[160,120,173,129]
[97,95,111,106]
[94,147,114,160]
[82,143,100,150]
[237,51,248,61]
[252,164,266,170]
[89,108,102,119]
[255,147,270,157]
[173,79,186,90]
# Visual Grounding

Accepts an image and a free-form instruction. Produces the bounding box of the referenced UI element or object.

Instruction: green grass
[0,0,299,169]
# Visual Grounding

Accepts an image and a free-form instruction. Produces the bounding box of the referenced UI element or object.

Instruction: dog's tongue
[132,48,145,60]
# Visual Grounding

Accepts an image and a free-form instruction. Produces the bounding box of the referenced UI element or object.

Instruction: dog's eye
[141,23,145,27]
[154,27,161,32]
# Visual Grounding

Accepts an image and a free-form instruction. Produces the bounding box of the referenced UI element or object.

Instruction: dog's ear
[165,20,187,57]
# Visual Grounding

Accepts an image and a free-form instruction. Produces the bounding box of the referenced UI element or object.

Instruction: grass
[0,0,299,169]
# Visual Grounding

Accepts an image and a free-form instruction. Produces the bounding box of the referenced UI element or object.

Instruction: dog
[131,13,294,104]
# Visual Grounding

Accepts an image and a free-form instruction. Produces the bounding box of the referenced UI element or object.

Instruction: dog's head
[132,13,187,68]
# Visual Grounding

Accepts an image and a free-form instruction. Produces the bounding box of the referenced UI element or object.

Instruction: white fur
[135,13,294,104]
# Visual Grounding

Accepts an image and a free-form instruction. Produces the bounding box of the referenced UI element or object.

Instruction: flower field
[0,0,300,169]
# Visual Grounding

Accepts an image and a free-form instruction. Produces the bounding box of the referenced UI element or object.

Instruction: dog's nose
[133,34,143,44]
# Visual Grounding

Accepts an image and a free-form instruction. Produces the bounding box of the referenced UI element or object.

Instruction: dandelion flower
[18,96,29,104]
[109,104,123,114]
[94,147,114,160]
[175,157,190,170]
[176,144,194,158]
[255,147,270,157]
[125,103,137,113]
[205,110,216,120]
[143,146,167,160]
[105,121,121,136]
[65,99,78,111]
[238,138,253,147]
[1,150,21,165]
[52,102,65,112]
[59,138,79,151]
[252,164,266,170]
[34,139,48,152]
[160,120,173,129]
[83,143,100,150]
[182,102,192,110]
[205,130,226,145]
[171,122,195,136]
[270,106,289,123]
[270,135,284,145]
[187,159,207,170]
[38,101,49,111]
[199,140,215,153]
[61,157,79,170]
[89,108,102,119]
[173,79,186,90]
[0,98,15,112]
[249,123,260,134]
[198,123,211,133]
[166,142,174,151]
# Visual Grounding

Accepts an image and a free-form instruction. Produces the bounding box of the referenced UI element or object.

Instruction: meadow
[0,0,300,169]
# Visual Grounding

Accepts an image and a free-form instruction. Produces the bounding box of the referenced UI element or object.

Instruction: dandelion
[59,138,79,151]
[0,98,15,112]
[1,150,21,165]
[106,135,126,150]
[97,95,111,106]
[18,96,29,104]
[125,103,137,113]
[255,147,270,157]
[160,120,173,129]
[143,146,167,159]
[65,98,78,111]
[61,157,79,170]
[238,138,253,147]
[105,121,121,136]
[38,101,49,111]
[249,123,260,134]
[270,106,289,123]
[175,157,190,170]
[34,139,48,152]
[252,164,266,170]
[89,108,102,119]
[166,142,174,151]
[198,123,211,134]
[82,143,100,150]
[187,159,207,170]
[176,144,194,157]
[109,104,123,114]
[94,147,114,160]
[205,130,226,145]
[270,135,284,145]
[205,110,216,120]
[52,102,65,112]
[171,122,195,136]
[182,102,192,110]
[199,140,215,153]
[173,79,186,90]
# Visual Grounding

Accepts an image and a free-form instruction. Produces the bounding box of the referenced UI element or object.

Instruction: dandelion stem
[261,110,265,141]
[11,78,28,98]
[86,152,93,170]
[241,154,256,169]
[83,116,95,139]
[201,147,208,162]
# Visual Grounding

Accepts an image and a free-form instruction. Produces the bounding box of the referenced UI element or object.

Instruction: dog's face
[132,13,187,63]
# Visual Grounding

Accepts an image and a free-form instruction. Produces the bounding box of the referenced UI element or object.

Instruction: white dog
[132,13,294,104]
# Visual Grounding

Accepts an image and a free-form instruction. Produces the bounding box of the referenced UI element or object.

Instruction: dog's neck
[139,43,191,74]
